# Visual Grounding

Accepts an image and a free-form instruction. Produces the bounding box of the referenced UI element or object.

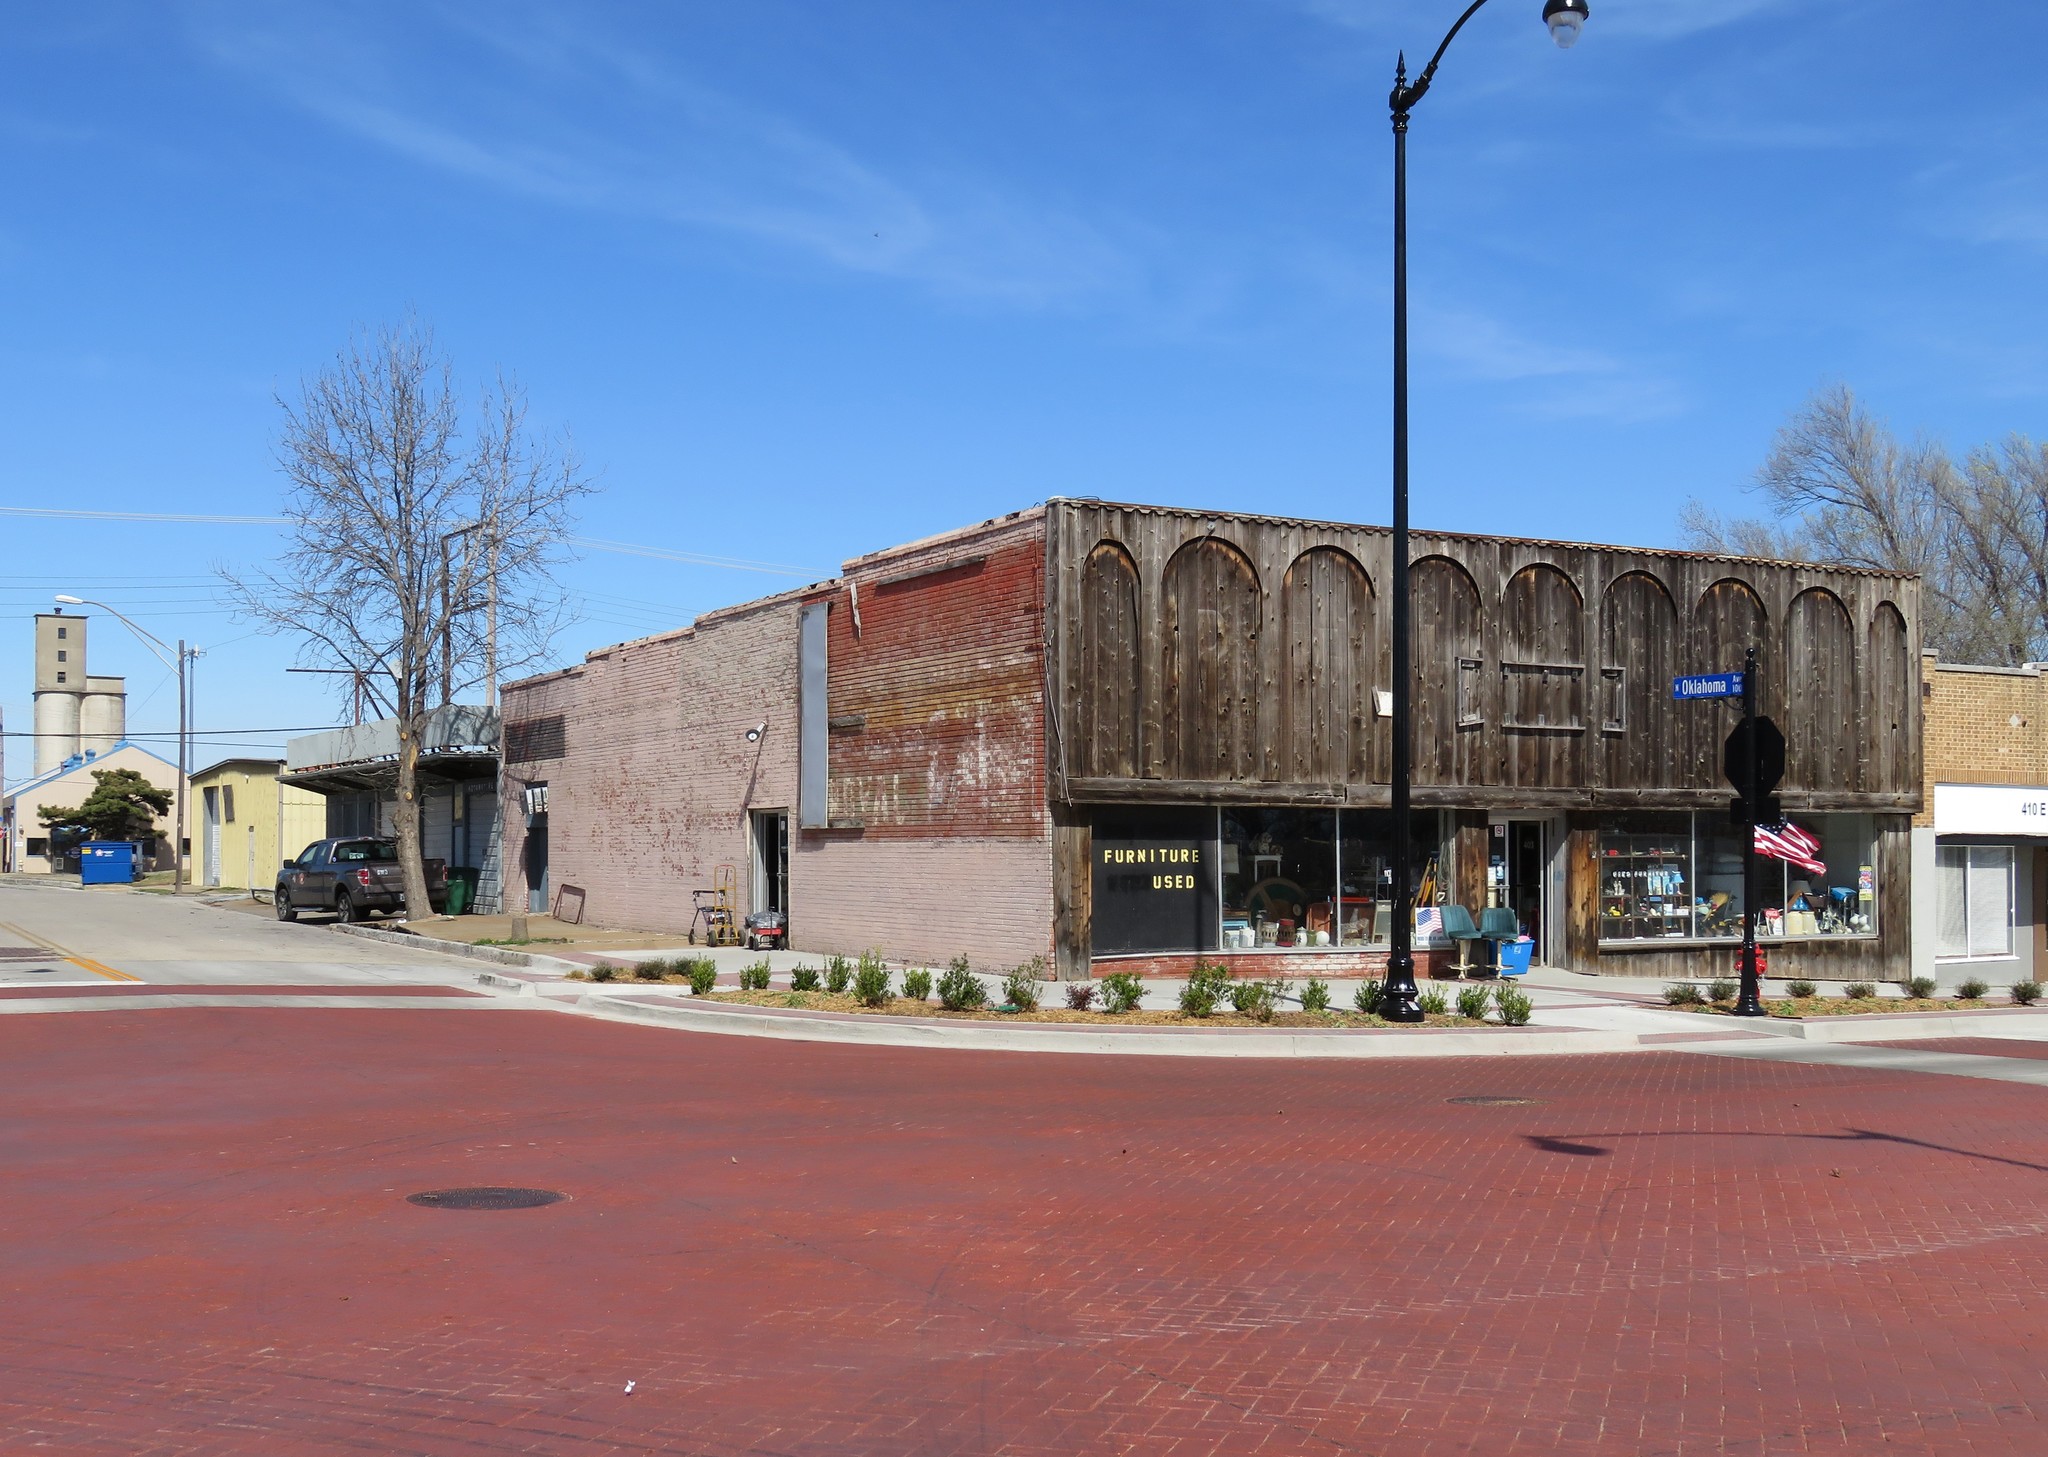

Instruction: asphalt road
[0,883,483,987]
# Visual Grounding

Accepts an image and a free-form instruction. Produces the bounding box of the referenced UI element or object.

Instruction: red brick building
[503,501,1918,980]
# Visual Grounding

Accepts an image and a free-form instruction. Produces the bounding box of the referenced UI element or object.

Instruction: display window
[1597,812,1878,945]
[1936,844,2015,960]
[1095,807,1444,955]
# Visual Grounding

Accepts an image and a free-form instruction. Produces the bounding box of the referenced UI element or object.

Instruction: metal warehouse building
[501,500,1920,981]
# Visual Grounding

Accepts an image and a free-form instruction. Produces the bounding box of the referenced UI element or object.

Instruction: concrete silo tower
[32,610,125,775]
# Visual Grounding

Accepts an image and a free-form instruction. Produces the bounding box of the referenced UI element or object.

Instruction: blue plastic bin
[1497,937,1534,977]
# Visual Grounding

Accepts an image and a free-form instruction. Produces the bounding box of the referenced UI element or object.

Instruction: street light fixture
[54,594,197,894]
[1381,0,1588,1023]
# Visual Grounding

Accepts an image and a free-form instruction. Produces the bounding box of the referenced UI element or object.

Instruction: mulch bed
[1672,996,2025,1019]
[689,989,1496,1029]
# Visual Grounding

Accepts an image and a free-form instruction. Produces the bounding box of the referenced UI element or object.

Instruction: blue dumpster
[79,841,141,885]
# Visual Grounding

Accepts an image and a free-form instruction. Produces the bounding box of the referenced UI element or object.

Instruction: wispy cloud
[1415,303,1685,422]
[181,3,1134,308]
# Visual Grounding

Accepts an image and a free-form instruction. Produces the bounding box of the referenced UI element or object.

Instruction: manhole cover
[406,1187,566,1211]
[1446,1095,1540,1107]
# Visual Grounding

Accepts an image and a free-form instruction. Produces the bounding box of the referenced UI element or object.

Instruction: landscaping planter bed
[694,989,1492,1029]
[1673,996,2021,1019]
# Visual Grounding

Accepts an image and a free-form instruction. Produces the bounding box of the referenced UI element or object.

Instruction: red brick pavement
[5,1007,2048,1455]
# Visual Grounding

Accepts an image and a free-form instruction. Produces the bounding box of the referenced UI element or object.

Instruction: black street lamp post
[1382,0,1590,1023]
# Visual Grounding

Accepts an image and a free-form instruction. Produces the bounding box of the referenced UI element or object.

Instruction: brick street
[7,1004,2048,1455]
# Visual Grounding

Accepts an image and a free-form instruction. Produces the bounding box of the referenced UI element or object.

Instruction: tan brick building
[1915,653,2048,982]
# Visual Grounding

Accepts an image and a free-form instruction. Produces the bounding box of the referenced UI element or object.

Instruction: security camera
[744,721,767,743]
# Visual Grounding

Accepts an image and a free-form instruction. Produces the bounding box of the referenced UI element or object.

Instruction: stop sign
[1724,717,1785,798]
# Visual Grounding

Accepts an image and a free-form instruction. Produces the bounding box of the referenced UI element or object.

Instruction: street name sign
[1673,672,1744,701]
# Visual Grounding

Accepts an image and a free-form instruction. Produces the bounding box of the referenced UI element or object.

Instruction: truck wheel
[335,892,358,924]
[275,892,297,923]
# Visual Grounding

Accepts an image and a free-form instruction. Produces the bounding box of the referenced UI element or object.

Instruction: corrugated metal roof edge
[1047,497,1919,582]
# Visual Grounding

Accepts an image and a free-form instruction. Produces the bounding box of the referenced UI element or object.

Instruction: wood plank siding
[1044,500,1921,977]
[1046,500,1921,811]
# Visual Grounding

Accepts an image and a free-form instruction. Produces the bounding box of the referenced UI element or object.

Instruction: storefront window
[1091,809,1219,955]
[1334,809,1444,948]
[1936,845,2014,960]
[1596,812,1878,945]
[1221,808,1336,948]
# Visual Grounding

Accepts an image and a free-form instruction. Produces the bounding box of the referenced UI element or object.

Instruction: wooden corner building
[503,499,1920,982]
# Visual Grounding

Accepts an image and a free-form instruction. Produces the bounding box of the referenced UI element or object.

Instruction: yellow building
[189,757,328,893]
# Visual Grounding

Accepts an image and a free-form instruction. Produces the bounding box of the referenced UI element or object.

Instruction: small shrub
[1784,979,1818,999]
[684,957,718,995]
[937,956,988,1012]
[1663,982,1706,1006]
[790,964,822,992]
[852,957,892,1007]
[1494,984,1534,1026]
[1902,975,1937,1000]
[588,962,617,983]
[633,957,668,982]
[1179,958,1231,1017]
[825,955,853,995]
[2011,980,2043,1006]
[1100,971,1145,1015]
[1456,984,1492,1020]
[1417,988,1450,1016]
[565,967,588,981]
[1842,981,1877,1000]
[1706,978,1737,1003]
[1001,957,1045,1012]
[1300,978,1332,1013]
[901,968,933,1001]
[1065,981,1098,1011]
[739,959,772,991]
[782,992,810,1008]
[1956,977,1989,1001]
[1230,978,1284,1022]
[1354,979,1386,1015]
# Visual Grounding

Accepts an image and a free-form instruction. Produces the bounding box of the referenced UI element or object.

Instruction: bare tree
[1680,385,2043,664]
[226,320,590,916]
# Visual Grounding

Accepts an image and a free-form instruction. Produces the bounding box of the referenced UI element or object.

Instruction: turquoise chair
[1442,904,1484,975]
[1476,907,1520,974]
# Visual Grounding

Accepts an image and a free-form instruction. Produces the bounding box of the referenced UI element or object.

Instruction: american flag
[1754,819,1825,876]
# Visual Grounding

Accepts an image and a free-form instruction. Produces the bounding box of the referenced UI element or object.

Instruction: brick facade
[1918,652,2048,824]
[501,510,1053,970]
[503,592,801,938]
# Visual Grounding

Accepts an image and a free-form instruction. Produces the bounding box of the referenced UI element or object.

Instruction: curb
[1754,1007,2048,1044]
[576,992,1642,1059]
[329,921,586,976]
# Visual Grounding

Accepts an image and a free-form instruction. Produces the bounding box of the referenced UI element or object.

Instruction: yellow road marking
[0,920,142,982]
[67,956,143,983]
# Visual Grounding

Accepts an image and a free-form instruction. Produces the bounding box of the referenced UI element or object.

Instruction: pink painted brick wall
[502,508,1055,968]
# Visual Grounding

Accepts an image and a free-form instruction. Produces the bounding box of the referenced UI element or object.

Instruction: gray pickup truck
[275,838,446,922]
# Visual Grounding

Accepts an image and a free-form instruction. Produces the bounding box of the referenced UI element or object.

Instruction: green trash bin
[444,866,480,916]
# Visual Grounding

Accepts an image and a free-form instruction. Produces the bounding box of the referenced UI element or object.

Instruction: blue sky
[4,0,2046,773]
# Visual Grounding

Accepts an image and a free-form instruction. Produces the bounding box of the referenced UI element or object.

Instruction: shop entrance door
[1494,818,1564,965]
[202,788,222,888]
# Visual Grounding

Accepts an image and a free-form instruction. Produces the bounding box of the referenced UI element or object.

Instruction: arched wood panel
[1161,536,1261,781]
[1690,578,1769,788]
[1410,556,1485,785]
[1282,547,1376,783]
[1601,571,1679,789]
[1786,587,1859,791]
[1866,602,1913,794]
[1500,563,1586,787]
[1076,540,1141,778]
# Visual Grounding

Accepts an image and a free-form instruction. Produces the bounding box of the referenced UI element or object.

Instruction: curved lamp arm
[53,595,179,671]
[1392,0,1588,119]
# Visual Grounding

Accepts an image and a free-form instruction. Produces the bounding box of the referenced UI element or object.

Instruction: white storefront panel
[1934,784,2048,838]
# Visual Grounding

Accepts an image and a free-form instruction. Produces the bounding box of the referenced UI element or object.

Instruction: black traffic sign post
[1723,647,1781,1018]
